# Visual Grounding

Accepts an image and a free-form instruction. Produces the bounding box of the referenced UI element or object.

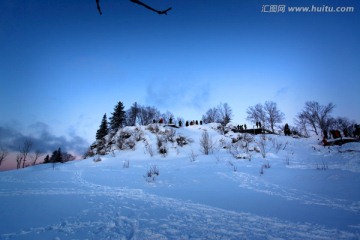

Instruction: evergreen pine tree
[50,148,63,163]
[110,101,126,131]
[50,150,57,163]
[96,113,109,140]
[43,154,50,163]
[57,148,63,163]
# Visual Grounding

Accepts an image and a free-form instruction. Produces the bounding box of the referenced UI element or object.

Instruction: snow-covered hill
[1,123,360,239]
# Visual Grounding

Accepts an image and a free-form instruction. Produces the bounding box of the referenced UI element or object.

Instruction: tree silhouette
[296,101,335,136]
[110,101,126,131]
[19,139,32,168]
[50,148,63,163]
[96,0,172,15]
[96,113,109,140]
[0,147,8,167]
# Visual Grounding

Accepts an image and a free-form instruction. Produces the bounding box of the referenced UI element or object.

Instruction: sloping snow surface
[1,124,360,239]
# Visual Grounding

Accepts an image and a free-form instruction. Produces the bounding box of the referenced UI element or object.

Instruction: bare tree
[246,103,266,128]
[294,112,309,137]
[218,102,233,126]
[202,107,220,124]
[199,131,215,155]
[16,154,23,169]
[96,0,172,15]
[202,103,233,125]
[296,101,335,136]
[138,106,160,125]
[264,101,285,133]
[31,150,43,166]
[126,102,140,126]
[0,147,8,166]
[329,117,356,137]
[246,101,285,132]
[19,139,33,168]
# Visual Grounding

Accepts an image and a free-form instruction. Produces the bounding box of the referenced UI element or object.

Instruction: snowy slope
[1,124,360,239]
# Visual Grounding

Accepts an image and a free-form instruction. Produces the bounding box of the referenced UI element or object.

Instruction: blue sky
[1,0,359,154]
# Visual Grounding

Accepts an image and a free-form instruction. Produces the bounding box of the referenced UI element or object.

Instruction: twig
[131,0,172,15]
[96,0,102,15]
[96,0,172,15]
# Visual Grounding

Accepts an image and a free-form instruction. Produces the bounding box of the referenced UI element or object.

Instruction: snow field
[1,124,359,239]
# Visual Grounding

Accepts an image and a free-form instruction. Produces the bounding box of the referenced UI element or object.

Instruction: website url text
[261,5,355,13]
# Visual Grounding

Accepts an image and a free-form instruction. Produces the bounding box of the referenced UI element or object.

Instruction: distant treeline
[95,100,360,141]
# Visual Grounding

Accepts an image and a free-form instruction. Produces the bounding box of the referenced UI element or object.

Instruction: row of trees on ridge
[95,100,359,143]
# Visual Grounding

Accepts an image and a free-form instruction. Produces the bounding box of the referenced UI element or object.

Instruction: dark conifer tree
[50,148,63,163]
[57,148,63,163]
[110,101,126,131]
[43,154,50,163]
[96,113,109,140]
[50,150,57,163]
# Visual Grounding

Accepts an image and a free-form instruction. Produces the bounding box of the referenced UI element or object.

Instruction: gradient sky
[1,0,359,155]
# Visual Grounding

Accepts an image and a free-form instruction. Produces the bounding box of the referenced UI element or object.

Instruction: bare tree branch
[96,0,102,15]
[31,150,43,166]
[96,0,172,15]
[130,0,172,15]
[16,154,23,169]
[19,139,33,168]
[298,101,335,136]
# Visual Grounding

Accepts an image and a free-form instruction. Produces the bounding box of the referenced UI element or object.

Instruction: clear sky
[1,0,359,155]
